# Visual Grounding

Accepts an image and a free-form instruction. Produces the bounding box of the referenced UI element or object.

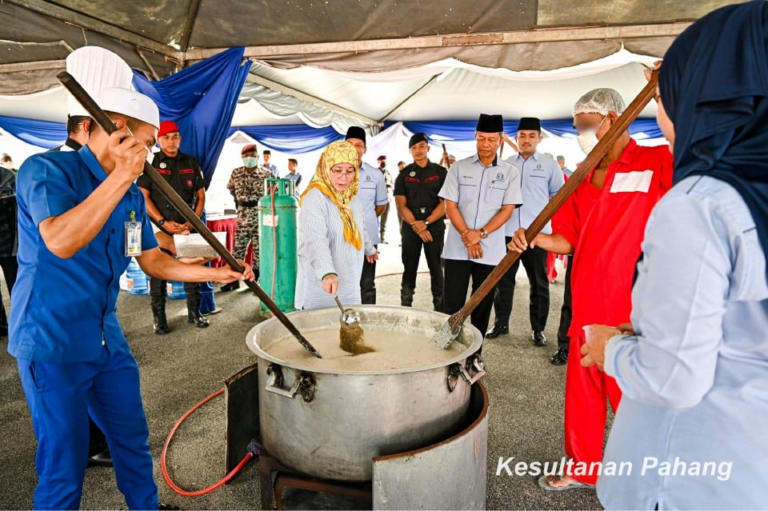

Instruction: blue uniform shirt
[599,176,768,510]
[8,146,157,363]
[264,163,279,177]
[357,162,388,246]
[439,154,523,266]
[505,152,564,235]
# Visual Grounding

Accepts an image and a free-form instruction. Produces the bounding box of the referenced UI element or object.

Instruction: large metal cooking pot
[246,305,485,482]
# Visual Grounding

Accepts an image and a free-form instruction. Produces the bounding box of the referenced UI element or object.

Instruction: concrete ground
[0,215,608,510]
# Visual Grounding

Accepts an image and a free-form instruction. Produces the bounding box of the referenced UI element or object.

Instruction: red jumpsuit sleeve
[658,147,675,194]
[552,187,581,249]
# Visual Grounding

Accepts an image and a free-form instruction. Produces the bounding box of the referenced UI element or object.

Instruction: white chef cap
[98,88,160,129]
[572,88,626,117]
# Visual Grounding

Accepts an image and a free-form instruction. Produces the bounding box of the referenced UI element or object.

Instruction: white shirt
[438,154,523,266]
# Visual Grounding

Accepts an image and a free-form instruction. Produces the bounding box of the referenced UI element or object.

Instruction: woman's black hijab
[660,0,768,271]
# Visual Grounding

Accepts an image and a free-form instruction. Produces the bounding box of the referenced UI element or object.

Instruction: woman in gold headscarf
[295,140,377,310]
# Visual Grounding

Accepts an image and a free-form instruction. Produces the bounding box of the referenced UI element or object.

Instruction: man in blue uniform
[7,87,252,510]
[439,114,523,336]
[345,126,387,304]
[487,118,564,345]
[262,149,279,177]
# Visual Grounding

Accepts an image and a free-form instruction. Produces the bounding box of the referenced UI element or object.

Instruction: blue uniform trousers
[17,346,157,510]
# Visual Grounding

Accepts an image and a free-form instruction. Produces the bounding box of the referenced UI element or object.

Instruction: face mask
[0,161,13,170]
[576,116,607,155]
[379,161,386,169]
[243,156,258,168]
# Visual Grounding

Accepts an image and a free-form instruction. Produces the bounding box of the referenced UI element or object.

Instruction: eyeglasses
[330,169,356,178]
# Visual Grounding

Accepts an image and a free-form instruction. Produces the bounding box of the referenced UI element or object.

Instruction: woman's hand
[322,274,339,294]
[580,325,622,371]
[366,252,379,264]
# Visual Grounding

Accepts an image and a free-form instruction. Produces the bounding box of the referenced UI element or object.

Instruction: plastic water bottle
[167,281,187,300]
[121,258,149,295]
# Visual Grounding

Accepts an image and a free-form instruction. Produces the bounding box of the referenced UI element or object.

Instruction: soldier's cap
[408,133,429,148]
[241,144,257,155]
[157,120,179,137]
[377,155,386,161]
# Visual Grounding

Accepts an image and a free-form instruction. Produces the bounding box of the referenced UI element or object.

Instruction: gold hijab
[300,140,362,250]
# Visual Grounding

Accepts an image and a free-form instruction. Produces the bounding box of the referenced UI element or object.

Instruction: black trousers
[149,248,201,314]
[556,255,573,350]
[400,223,444,310]
[360,244,377,304]
[0,255,18,330]
[379,202,390,241]
[492,239,550,332]
[443,259,497,337]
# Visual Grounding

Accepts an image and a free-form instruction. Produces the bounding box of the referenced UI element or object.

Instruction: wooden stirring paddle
[432,70,660,349]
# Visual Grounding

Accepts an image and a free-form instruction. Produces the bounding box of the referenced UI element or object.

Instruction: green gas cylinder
[258,178,299,318]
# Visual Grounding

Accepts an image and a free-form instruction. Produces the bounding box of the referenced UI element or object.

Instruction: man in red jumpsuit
[509,88,674,490]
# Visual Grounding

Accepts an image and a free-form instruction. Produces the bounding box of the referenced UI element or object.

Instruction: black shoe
[220,281,240,292]
[158,504,180,510]
[485,324,509,339]
[551,347,569,365]
[532,331,548,347]
[188,312,210,328]
[153,311,170,335]
[87,447,113,468]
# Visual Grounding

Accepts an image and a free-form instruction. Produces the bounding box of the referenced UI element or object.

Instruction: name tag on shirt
[610,170,654,193]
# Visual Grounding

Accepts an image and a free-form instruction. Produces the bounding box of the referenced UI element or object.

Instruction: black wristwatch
[480,229,488,239]
[158,219,166,227]
[424,220,430,226]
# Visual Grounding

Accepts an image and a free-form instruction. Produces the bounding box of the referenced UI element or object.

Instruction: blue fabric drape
[400,119,663,141]
[229,125,343,153]
[133,47,252,183]
[0,115,67,149]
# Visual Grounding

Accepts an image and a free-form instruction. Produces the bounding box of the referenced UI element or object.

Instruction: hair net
[572,88,626,117]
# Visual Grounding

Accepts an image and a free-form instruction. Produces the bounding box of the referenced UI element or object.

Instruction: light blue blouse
[295,189,374,310]
[599,175,768,510]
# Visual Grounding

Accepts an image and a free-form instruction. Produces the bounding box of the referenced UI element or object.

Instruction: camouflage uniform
[227,166,274,265]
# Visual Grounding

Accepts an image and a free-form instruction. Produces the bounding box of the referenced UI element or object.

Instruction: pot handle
[265,364,316,402]
[266,364,301,398]
[460,355,486,385]
[447,354,486,391]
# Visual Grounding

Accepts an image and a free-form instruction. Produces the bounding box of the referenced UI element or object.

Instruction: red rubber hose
[161,388,254,497]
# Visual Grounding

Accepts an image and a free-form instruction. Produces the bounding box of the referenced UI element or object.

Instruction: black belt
[238,201,259,208]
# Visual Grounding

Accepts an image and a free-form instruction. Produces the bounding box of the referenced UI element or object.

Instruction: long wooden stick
[57,71,323,359]
[446,71,659,336]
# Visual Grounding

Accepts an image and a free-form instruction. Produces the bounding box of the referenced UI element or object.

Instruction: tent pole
[5,0,181,61]
[186,22,691,62]
[378,73,442,123]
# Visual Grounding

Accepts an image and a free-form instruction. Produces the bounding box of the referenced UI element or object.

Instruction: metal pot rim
[246,305,483,375]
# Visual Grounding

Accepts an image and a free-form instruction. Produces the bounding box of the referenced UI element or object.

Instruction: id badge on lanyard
[125,211,142,257]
